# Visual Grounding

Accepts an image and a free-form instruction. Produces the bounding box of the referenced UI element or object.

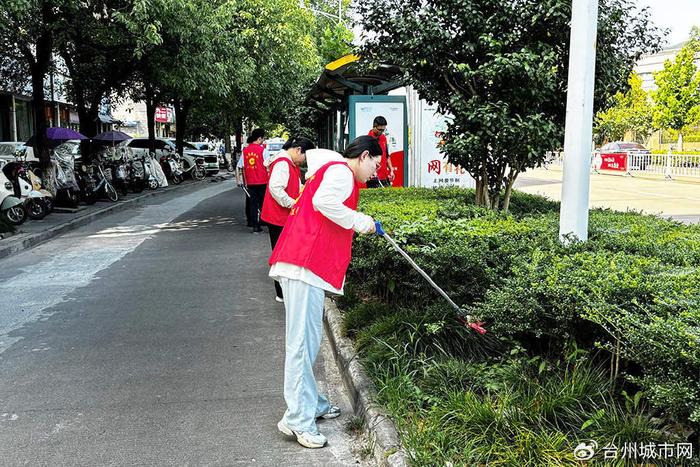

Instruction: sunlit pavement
[516,166,700,224]
[0,179,364,466]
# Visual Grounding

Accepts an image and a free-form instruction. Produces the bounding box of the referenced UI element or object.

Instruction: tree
[55,0,141,139]
[652,34,700,151]
[356,0,664,210]
[0,0,65,165]
[595,72,654,144]
[304,0,353,65]
[186,0,321,146]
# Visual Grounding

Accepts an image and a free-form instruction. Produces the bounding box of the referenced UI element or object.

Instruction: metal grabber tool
[374,221,487,334]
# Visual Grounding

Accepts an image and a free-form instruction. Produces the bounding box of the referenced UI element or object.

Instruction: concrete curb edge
[324,297,408,467]
[0,180,208,261]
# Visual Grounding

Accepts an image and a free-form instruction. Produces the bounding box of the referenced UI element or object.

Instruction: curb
[324,298,408,467]
[0,178,217,261]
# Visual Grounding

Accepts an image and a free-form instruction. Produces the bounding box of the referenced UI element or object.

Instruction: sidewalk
[516,166,700,224]
[0,175,231,260]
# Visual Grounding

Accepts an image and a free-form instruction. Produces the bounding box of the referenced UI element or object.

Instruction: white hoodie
[269,148,374,294]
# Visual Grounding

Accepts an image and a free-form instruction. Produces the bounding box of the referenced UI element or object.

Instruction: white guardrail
[545,151,700,179]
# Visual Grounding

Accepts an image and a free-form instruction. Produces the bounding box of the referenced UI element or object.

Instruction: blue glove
[374,220,385,236]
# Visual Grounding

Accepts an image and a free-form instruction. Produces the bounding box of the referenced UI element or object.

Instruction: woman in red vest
[269,136,382,449]
[261,136,315,302]
[242,128,269,233]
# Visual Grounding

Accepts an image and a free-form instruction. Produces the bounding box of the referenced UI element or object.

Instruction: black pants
[245,195,252,226]
[268,223,284,298]
[366,178,390,188]
[246,184,266,229]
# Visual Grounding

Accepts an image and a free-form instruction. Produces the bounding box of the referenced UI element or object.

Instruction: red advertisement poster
[599,152,628,172]
[155,107,168,123]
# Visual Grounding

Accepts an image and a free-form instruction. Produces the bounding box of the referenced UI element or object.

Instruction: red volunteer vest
[242,144,269,185]
[261,156,301,226]
[368,130,389,179]
[269,161,360,290]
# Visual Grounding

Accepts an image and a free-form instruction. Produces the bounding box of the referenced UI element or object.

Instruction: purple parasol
[92,131,131,143]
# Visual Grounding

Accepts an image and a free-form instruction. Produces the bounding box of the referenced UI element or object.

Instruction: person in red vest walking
[261,136,315,302]
[366,116,395,188]
[269,136,382,449]
[242,129,269,232]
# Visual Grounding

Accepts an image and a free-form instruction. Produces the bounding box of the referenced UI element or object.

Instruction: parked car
[265,137,286,160]
[597,141,651,171]
[0,142,36,164]
[189,141,213,151]
[165,139,218,174]
[598,141,650,153]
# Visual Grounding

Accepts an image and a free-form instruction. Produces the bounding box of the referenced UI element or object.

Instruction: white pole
[10,95,17,141]
[559,0,598,243]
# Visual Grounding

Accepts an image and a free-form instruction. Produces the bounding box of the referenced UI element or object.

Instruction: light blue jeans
[280,278,331,434]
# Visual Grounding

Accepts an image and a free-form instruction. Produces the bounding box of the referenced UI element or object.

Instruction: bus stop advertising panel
[348,95,407,187]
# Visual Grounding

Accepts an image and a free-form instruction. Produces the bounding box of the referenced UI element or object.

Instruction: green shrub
[346,186,700,458]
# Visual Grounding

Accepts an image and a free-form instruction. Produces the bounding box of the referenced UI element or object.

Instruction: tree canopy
[595,72,653,144]
[652,34,700,146]
[356,0,664,210]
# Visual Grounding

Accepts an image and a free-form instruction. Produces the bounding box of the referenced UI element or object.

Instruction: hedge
[342,187,700,464]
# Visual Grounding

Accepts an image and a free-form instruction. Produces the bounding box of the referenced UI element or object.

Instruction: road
[0,179,365,466]
[516,166,700,224]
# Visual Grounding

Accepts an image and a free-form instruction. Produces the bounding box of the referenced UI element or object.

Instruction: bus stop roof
[306,55,402,110]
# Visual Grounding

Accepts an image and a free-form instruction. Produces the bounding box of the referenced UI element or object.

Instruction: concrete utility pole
[559,0,598,243]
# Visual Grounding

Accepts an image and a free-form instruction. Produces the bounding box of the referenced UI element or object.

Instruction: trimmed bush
[341,186,700,463]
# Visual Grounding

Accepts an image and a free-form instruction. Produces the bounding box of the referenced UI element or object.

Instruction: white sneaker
[275,296,284,303]
[317,405,341,419]
[277,420,327,449]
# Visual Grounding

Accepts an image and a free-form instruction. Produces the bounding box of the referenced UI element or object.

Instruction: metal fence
[545,151,700,179]
[628,152,700,179]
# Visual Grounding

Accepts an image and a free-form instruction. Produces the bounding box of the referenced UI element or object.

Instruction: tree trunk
[145,84,157,154]
[78,101,99,162]
[31,6,54,168]
[502,171,518,212]
[235,117,243,149]
[223,115,231,155]
[174,98,191,158]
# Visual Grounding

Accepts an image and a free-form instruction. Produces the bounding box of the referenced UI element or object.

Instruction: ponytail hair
[283,136,315,153]
[343,135,382,159]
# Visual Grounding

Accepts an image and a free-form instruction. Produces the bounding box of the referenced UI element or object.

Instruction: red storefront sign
[599,152,628,172]
[155,106,173,123]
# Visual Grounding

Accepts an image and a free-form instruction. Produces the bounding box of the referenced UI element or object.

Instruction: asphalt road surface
[0,179,364,466]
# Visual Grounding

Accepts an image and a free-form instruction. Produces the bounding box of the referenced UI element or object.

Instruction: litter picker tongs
[374,221,486,334]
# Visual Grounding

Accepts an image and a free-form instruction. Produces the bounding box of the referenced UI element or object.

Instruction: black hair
[343,135,382,159]
[283,136,315,153]
[246,128,266,144]
[373,116,387,126]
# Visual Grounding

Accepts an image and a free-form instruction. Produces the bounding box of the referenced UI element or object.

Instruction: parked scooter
[1,161,51,220]
[163,152,184,185]
[0,169,26,225]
